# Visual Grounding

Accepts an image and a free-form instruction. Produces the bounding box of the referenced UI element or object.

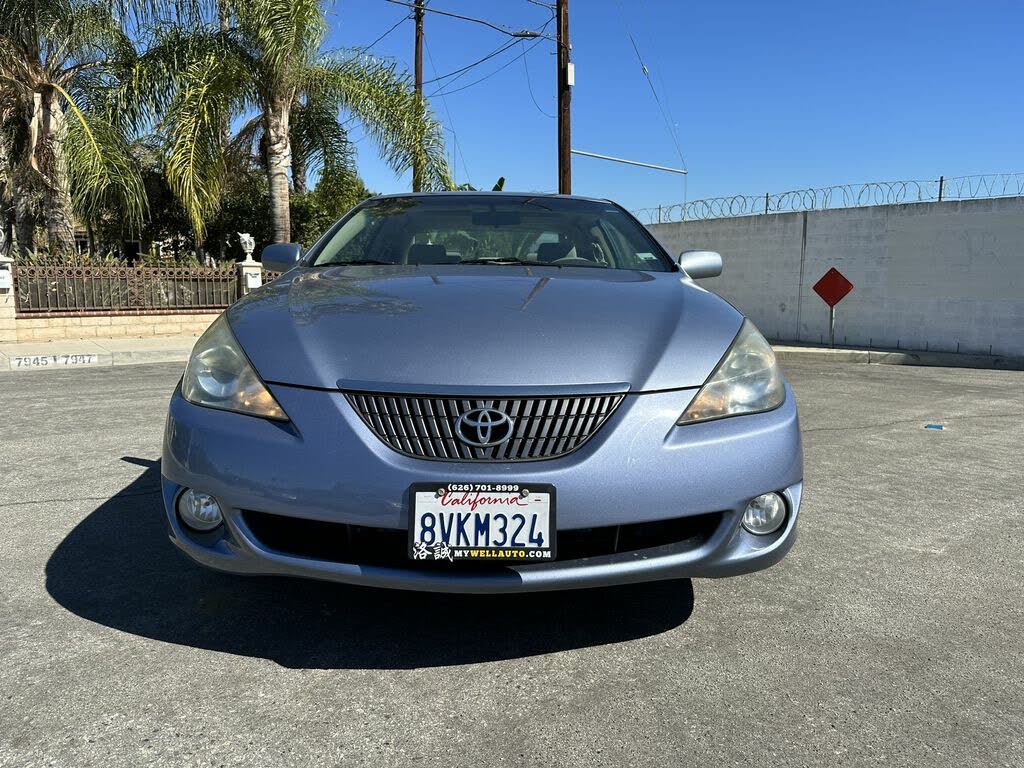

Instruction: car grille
[345,392,625,462]
[241,510,723,570]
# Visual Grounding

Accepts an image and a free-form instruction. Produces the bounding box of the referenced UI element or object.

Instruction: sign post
[812,268,854,348]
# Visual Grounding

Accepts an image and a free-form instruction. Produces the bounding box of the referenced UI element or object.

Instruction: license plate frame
[408,483,557,563]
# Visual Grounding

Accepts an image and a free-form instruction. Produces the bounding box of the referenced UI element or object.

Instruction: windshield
[308,195,674,272]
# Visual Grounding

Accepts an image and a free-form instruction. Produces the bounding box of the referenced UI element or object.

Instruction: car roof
[368,191,614,205]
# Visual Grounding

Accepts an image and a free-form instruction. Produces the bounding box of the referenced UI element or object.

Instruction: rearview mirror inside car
[678,249,723,279]
[472,211,522,226]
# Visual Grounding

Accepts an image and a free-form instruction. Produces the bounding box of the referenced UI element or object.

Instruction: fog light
[742,492,786,535]
[177,489,223,532]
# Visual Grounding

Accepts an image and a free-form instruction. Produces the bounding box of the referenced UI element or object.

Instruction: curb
[0,347,192,372]
[773,345,1024,371]
[109,349,192,366]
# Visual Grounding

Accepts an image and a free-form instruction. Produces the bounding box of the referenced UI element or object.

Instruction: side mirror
[677,249,722,279]
[261,243,303,273]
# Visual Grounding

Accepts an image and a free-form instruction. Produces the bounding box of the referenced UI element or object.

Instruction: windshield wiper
[314,259,395,266]
[521,197,555,211]
[458,258,561,267]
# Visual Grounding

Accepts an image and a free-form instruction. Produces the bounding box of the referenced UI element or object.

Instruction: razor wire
[632,173,1024,224]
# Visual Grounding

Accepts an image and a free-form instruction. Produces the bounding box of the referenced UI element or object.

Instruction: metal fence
[14,264,238,315]
[633,172,1024,224]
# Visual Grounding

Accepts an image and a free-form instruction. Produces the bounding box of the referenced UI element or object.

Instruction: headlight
[182,315,287,420]
[677,320,784,424]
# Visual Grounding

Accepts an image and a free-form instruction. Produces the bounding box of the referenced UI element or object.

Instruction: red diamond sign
[813,267,854,307]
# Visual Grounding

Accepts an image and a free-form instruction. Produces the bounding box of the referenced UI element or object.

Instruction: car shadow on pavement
[45,459,695,670]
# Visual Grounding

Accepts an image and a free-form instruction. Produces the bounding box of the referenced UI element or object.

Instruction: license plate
[409,483,556,563]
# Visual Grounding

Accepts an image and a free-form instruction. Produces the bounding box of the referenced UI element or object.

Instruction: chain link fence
[632,173,1024,224]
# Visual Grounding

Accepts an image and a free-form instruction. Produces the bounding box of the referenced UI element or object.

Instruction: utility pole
[556,0,571,194]
[412,0,425,192]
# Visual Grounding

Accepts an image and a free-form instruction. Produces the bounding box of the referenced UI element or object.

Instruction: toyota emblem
[454,407,515,447]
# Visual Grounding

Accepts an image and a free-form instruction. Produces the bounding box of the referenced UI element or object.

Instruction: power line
[383,0,552,40]
[429,35,547,98]
[613,0,687,171]
[634,0,684,153]
[356,12,411,52]
[407,0,554,187]
[422,8,554,88]
[522,38,555,118]
[626,30,686,168]
[424,39,472,187]
[422,39,520,86]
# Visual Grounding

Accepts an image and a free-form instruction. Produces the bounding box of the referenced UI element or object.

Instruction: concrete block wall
[649,197,1024,357]
[8,312,218,343]
[0,287,15,343]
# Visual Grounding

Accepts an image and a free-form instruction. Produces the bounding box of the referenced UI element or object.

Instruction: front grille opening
[345,392,625,462]
[241,510,723,570]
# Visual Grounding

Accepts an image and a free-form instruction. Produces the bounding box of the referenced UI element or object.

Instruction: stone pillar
[237,257,263,297]
[0,254,16,343]
[235,233,263,298]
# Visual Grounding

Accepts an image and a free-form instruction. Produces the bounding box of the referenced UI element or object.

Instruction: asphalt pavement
[0,360,1022,767]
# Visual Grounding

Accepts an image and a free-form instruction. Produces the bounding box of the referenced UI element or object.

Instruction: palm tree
[146,0,451,244]
[0,0,146,256]
[229,88,355,197]
[0,126,18,254]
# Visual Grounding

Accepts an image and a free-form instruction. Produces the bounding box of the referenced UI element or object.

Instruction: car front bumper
[161,381,804,593]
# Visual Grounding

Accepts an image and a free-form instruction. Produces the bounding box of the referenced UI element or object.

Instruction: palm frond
[61,100,147,230]
[303,54,452,191]
[160,49,243,238]
[59,0,136,69]
[225,113,264,171]
[291,94,355,177]
[233,0,326,76]
[120,23,253,136]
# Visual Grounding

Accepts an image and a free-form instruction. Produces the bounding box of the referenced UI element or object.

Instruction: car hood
[227,265,743,393]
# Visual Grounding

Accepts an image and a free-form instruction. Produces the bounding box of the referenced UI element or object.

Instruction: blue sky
[325,0,1024,212]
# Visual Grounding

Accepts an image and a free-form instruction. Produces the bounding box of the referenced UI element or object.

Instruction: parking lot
[1,360,1021,767]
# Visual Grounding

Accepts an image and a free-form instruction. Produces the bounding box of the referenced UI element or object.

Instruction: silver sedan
[161,193,803,592]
